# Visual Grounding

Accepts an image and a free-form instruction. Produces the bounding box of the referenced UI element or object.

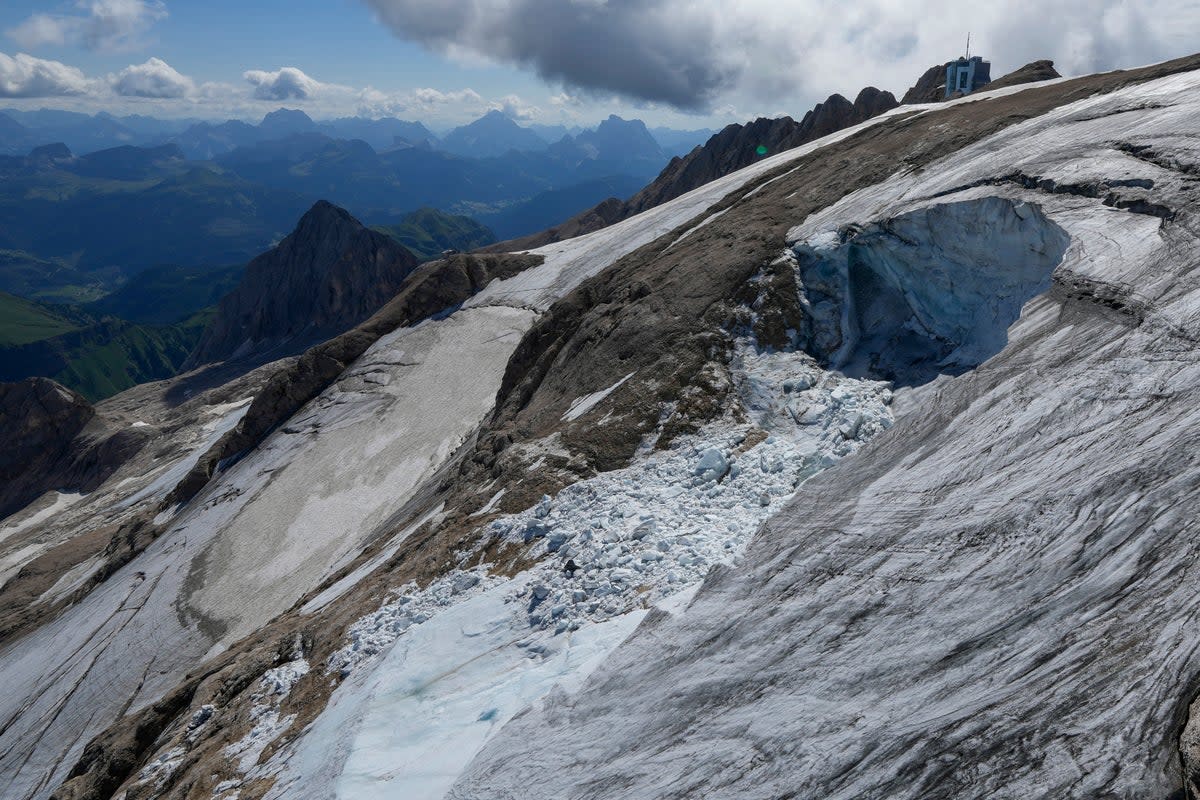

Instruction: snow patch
[562,372,635,422]
[0,492,85,545]
[470,490,507,518]
[301,503,446,615]
[223,657,311,773]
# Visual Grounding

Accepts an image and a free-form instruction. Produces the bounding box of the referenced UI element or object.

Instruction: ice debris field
[253,332,896,799]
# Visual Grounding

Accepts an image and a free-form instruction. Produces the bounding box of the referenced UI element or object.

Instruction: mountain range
[0,206,493,400]
[0,108,709,308]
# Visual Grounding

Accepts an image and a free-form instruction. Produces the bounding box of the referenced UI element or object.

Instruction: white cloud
[0,51,93,97]
[411,87,484,107]
[111,57,193,98]
[489,93,538,120]
[6,15,71,49]
[7,0,167,54]
[549,92,582,108]
[358,86,484,117]
[244,67,326,101]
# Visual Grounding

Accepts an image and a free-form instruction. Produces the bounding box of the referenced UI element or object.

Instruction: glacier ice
[791,196,1071,386]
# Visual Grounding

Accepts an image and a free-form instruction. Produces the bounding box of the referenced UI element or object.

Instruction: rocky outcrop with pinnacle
[188,200,421,366]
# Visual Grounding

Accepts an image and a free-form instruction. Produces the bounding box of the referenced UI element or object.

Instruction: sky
[0,0,1198,129]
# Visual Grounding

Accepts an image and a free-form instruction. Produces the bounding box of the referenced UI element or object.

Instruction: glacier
[448,65,1200,800]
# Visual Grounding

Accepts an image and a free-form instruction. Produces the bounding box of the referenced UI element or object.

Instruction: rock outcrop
[0,379,94,519]
[626,87,899,216]
[902,62,951,104]
[188,201,421,366]
[988,59,1062,91]
[485,88,899,252]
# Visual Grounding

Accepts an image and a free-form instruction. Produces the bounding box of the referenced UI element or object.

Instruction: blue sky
[1,0,1198,128]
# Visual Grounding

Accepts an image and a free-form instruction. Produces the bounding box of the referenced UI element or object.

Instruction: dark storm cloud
[363,0,740,110]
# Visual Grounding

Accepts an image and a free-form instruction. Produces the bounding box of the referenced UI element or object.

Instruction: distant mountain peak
[440,110,548,158]
[262,108,315,126]
[188,201,420,365]
[294,199,359,233]
[258,108,318,137]
[29,142,73,162]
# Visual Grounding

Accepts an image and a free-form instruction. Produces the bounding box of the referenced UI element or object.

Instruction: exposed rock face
[645,87,898,212]
[189,201,420,366]
[0,379,94,519]
[903,63,950,104]
[988,59,1063,91]
[485,88,899,252]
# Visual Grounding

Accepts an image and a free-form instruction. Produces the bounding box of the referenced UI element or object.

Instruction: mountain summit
[189,200,420,365]
[440,110,549,158]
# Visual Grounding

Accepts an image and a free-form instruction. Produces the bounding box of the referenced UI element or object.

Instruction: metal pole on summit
[966,32,972,60]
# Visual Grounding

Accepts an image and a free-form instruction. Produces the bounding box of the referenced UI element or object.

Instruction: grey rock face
[0,379,94,519]
[988,60,1063,92]
[189,200,420,366]
[624,87,900,218]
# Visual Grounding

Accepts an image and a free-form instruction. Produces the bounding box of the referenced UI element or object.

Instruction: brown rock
[988,60,1062,91]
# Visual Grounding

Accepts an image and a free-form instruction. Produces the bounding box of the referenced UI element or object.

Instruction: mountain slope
[0,292,85,346]
[448,62,1200,800]
[188,201,421,365]
[371,208,497,261]
[85,263,243,325]
[3,54,1200,800]
[0,313,212,401]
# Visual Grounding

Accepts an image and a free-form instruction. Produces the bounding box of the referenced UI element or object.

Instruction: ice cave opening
[792,196,1071,386]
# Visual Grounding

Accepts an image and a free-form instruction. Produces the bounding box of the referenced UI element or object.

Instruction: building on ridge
[945,36,992,99]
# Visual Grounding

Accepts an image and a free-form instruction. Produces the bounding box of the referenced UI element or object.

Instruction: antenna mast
[965,32,971,59]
